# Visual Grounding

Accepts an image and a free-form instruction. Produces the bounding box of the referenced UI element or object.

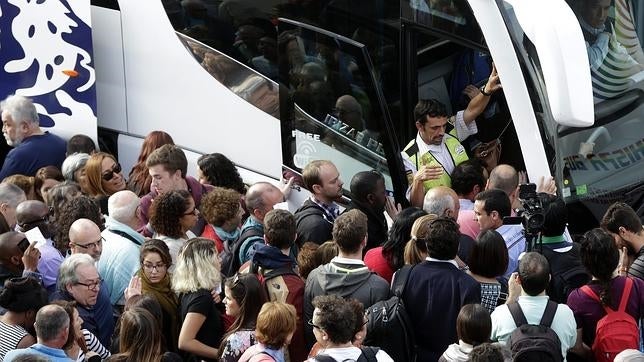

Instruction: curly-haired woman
[149,190,199,268]
[200,187,243,254]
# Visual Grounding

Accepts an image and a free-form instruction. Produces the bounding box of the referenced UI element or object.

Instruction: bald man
[237,182,287,266]
[64,219,115,346]
[68,218,103,262]
[423,186,475,265]
[0,231,41,289]
[16,200,64,292]
[335,95,365,131]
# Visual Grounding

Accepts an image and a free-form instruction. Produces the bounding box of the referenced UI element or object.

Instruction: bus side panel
[91,6,127,134]
[0,0,97,142]
[116,1,282,179]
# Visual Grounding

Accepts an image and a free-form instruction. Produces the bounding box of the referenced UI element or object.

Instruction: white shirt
[459,198,474,211]
[490,295,577,361]
[308,346,394,362]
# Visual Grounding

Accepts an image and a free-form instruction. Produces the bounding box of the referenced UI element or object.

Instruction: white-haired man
[97,190,145,306]
[0,95,66,179]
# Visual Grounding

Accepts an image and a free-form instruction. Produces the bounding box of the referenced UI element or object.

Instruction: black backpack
[220,226,262,277]
[507,300,563,362]
[541,243,590,303]
[364,265,416,362]
[314,346,379,362]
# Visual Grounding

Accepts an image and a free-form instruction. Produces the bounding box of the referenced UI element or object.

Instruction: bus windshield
[502,0,644,223]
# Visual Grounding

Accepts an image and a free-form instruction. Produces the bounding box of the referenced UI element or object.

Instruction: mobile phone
[17,238,29,252]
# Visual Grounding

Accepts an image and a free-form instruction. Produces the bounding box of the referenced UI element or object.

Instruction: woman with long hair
[0,277,47,360]
[403,214,439,265]
[84,152,127,214]
[110,307,181,362]
[173,237,225,362]
[218,274,268,361]
[124,239,179,352]
[364,207,427,282]
[197,153,246,194]
[51,300,111,361]
[33,165,64,202]
[238,301,298,362]
[127,131,174,196]
[567,228,644,359]
[467,230,509,313]
[149,190,199,266]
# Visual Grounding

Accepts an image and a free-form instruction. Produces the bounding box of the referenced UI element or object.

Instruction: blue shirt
[4,343,73,361]
[0,132,66,179]
[98,217,144,305]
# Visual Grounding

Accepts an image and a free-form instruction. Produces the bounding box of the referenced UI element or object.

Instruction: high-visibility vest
[402,133,469,191]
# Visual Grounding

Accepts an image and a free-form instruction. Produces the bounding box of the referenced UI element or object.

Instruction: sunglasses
[18,214,49,230]
[102,163,122,181]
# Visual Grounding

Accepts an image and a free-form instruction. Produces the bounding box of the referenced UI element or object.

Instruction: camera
[517,183,545,235]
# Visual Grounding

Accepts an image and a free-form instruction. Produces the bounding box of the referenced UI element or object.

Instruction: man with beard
[601,202,644,280]
[295,160,344,246]
[16,200,64,293]
[403,67,501,208]
[0,95,66,179]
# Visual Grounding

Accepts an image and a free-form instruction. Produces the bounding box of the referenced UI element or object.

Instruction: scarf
[138,269,179,351]
[214,226,240,242]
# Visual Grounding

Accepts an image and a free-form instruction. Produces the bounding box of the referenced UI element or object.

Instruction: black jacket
[344,200,388,253]
[294,199,334,246]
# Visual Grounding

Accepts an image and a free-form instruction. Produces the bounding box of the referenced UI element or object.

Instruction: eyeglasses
[75,278,103,291]
[18,214,49,230]
[102,163,122,181]
[183,208,199,216]
[142,262,166,272]
[72,237,104,250]
[308,319,323,330]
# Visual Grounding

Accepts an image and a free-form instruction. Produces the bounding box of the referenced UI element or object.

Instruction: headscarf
[138,268,179,351]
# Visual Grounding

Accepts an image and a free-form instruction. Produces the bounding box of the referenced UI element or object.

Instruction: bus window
[502,0,644,225]
[277,19,405,197]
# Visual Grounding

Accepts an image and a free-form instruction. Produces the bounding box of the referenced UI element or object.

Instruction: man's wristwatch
[480,85,492,96]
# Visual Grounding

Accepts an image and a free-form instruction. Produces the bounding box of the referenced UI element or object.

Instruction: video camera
[517,183,545,235]
[502,183,545,252]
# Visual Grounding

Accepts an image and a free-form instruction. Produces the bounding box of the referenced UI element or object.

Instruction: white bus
[1,0,642,232]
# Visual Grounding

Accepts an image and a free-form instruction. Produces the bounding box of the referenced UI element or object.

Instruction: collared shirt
[401,111,477,176]
[4,343,73,361]
[426,257,459,268]
[496,224,526,278]
[310,196,340,222]
[459,199,474,211]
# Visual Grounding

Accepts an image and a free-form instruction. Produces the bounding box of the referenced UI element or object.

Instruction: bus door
[399,0,527,174]
[276,18,408,204]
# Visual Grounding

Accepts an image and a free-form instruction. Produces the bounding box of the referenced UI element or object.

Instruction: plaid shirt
[310,196,340,222]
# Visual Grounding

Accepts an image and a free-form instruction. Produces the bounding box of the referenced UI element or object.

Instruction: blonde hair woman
[173,237,224,362]
[404,214,439,265]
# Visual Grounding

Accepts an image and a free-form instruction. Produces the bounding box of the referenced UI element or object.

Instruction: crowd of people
[0,92,642,362]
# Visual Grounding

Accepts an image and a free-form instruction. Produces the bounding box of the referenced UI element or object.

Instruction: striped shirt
[0,321,29,361]
[76,329,110,362]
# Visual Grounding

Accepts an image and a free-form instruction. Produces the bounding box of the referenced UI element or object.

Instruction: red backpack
[580,277,639,362]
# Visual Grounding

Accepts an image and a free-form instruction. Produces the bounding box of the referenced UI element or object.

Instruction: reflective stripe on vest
[403,133,468,191]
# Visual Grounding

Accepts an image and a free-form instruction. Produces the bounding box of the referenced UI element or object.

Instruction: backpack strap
[314,354,338,362]
[580,278,634,314]
[251,351,276,361]
[539,300,559,328]
[617,277,634,313]
[358,346,379,362]
[392,264,415,297]
[507,302,529,327]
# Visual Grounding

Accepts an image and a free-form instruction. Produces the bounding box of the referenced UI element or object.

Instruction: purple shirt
[567,276,644,345]
[38,239,64,293]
